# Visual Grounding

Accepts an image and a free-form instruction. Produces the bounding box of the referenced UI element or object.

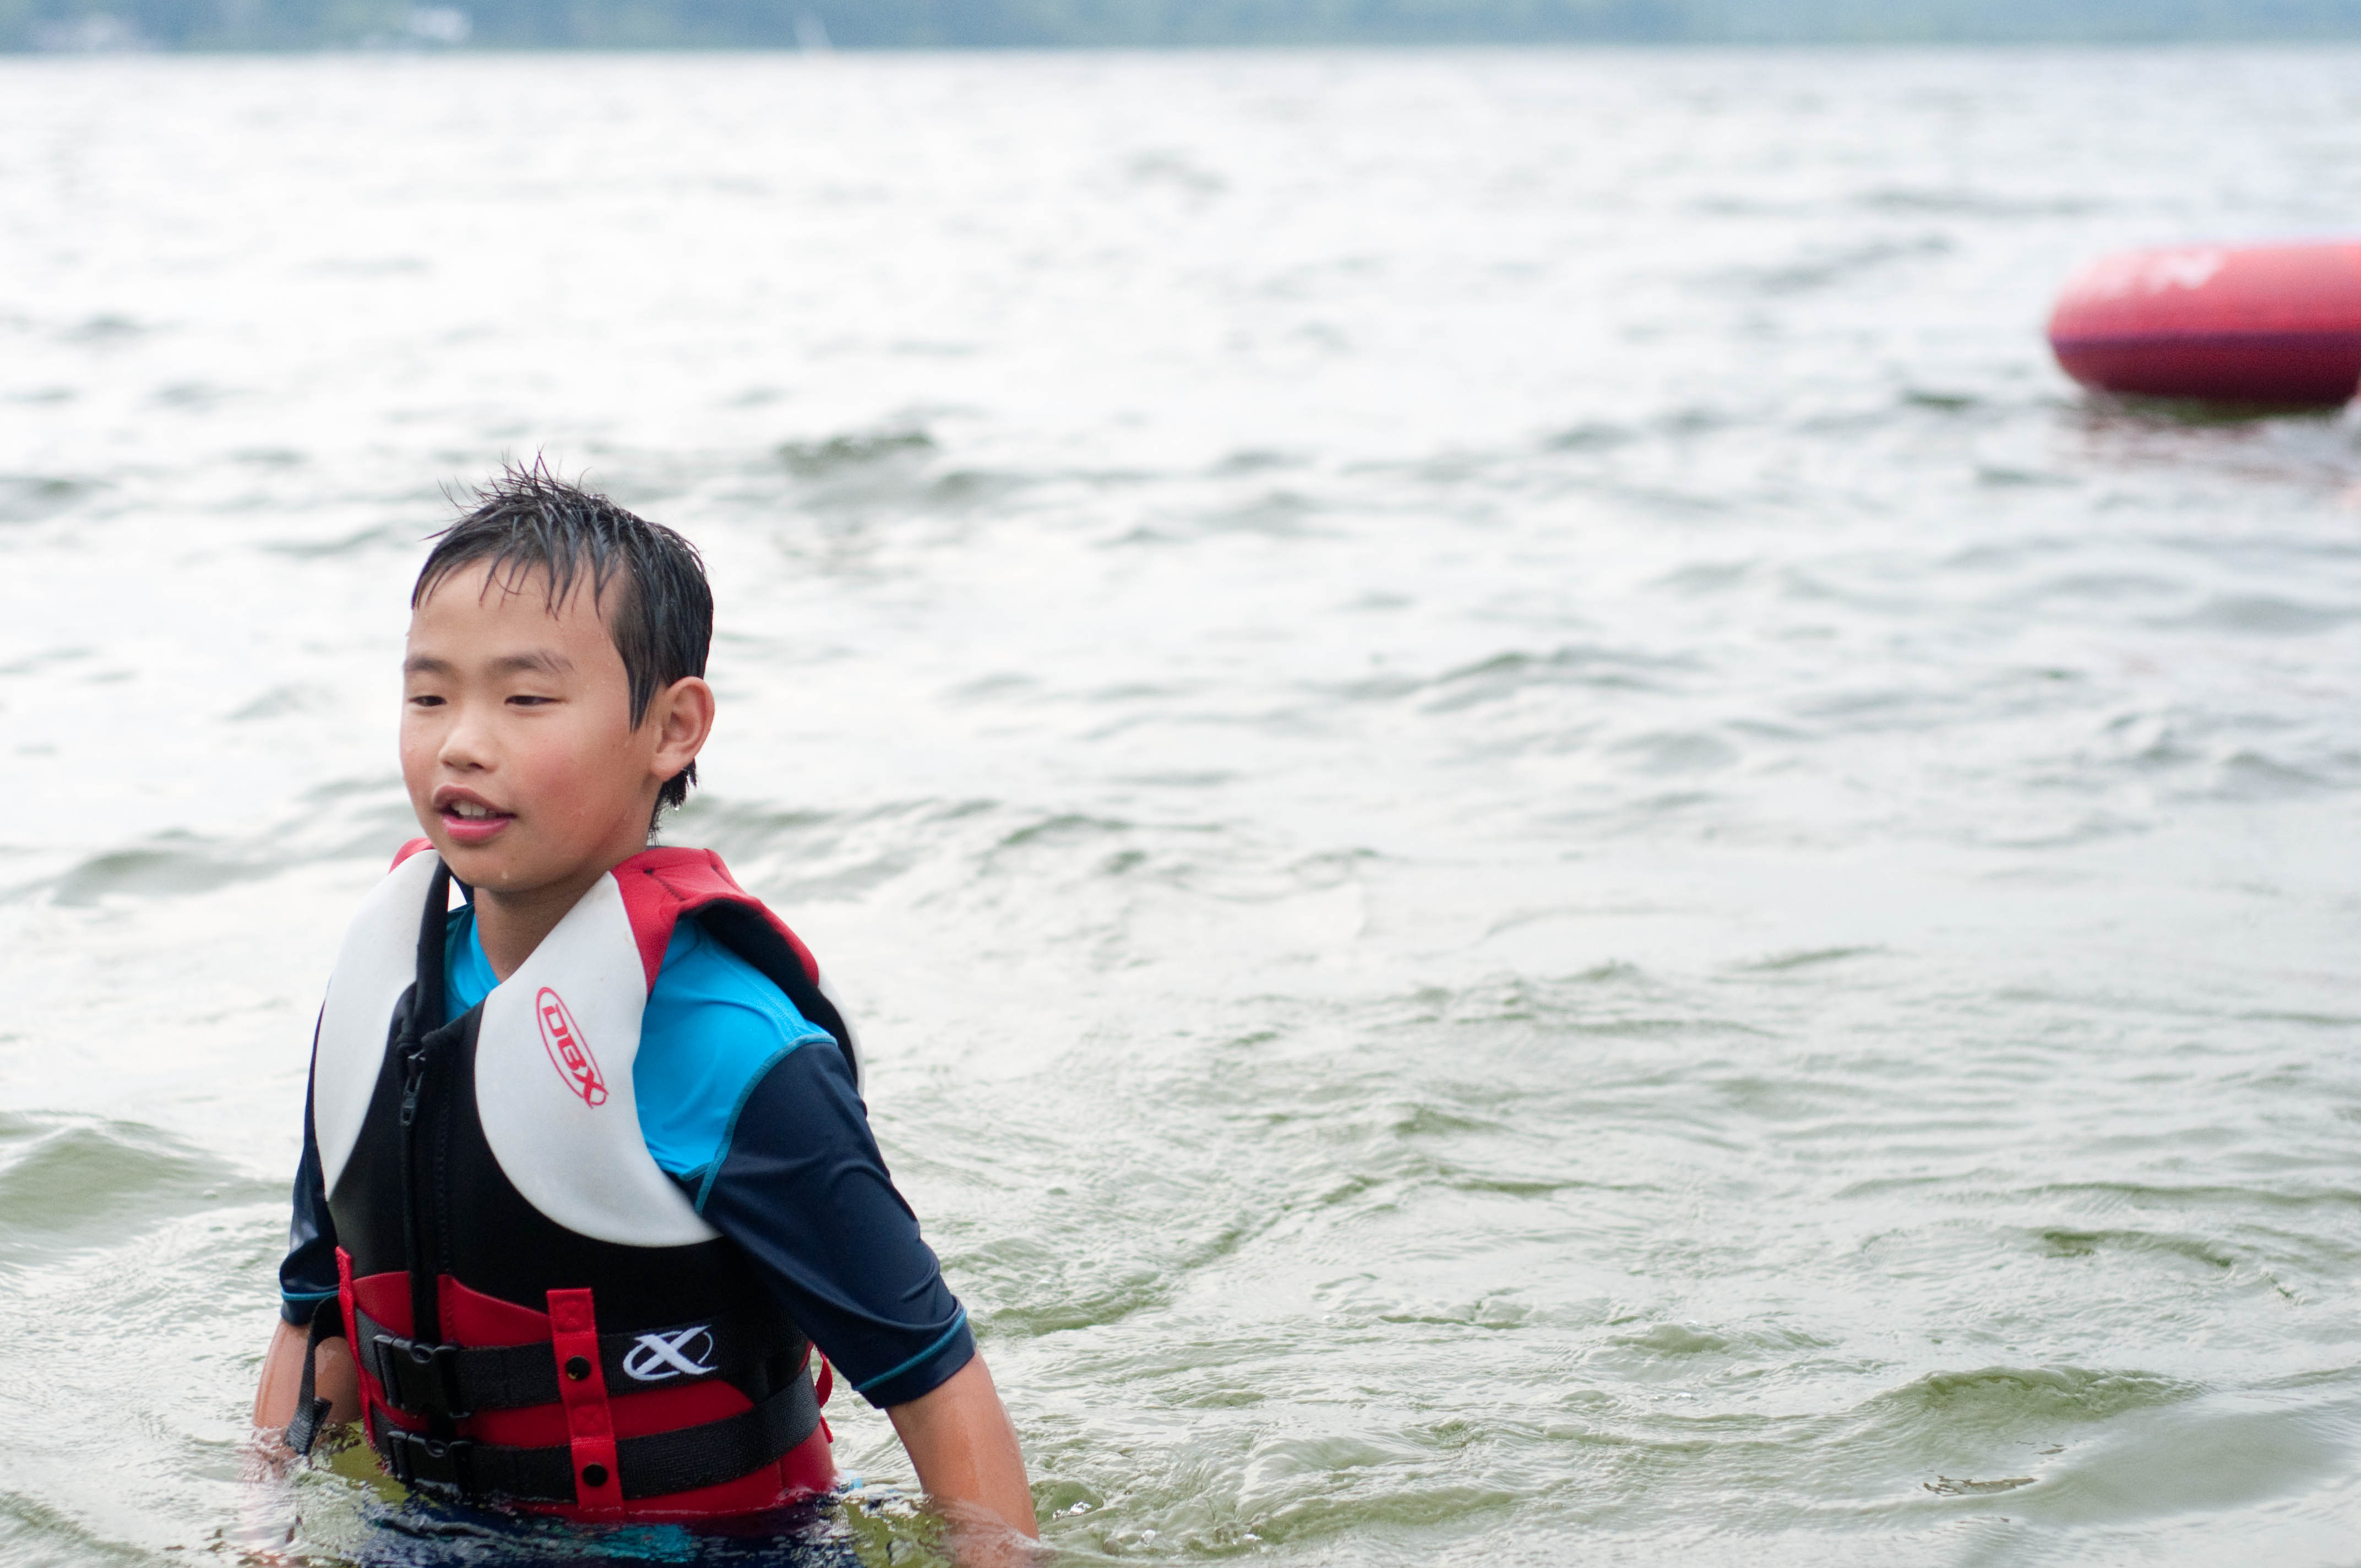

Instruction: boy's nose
[437,706,496,771]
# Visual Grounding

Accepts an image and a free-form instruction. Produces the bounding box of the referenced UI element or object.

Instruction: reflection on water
[1,44,2358,1568]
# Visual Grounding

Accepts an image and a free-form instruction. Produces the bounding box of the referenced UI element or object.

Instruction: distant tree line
[11,0,2361,52]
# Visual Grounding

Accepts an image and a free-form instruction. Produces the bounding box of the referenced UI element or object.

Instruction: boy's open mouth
[435,790,515,845]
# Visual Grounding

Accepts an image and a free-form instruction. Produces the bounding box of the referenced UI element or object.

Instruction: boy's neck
[469,852,634,982]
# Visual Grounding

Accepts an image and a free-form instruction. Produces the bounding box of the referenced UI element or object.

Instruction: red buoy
[2047,240,2361,404]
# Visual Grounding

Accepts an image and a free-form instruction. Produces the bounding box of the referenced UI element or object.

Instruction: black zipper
[400,862,455,1440]
[397,1025,438,1339]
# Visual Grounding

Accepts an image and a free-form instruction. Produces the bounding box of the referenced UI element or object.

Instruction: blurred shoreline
[18,0,2361,55]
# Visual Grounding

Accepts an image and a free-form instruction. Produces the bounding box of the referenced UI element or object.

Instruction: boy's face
[400,562,669,897]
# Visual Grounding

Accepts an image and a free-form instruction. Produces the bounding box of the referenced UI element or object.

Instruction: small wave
[1708,233,1952,297]
[1420,645,1696,712]
[1216,1433,1523,1549]
[2021,569,2185,605]
[229,683,341,722]
[2005,1390,2354,1525]
[1207,487,1321,537]
[760,423,1027,526]
[1900,388,1982,412]
[1123,148,1226,197]
[150,380,236,411]
[1923,1473,2033,1494]
[0,1112,269,1265]
[775,426,935,478]
[259,521,414,559]
[46,836,283,906]
[2032,1227,2235,1270]
[1543,421,1638,453]
[1610,729,1739,777]
[0,475,92,526]
[1848,1365,2195,1457]
[1976,461,2075,488]
[992,812,1134,854]
[1611,1322,1732,1357]
[0,1488,145,1568]
[63,313,148,343]
[1209,447,1302,475]
[2210,749,2337,800]
[14,780,417,907]
[959,1206,1267,1340]
[2168,593,2358,636]
[1604,1319,1836,1363]
[2023,1180,2361,1215]
[1856,187,2097,218]
[670,796,1034,905]
[1738,945,1883,973]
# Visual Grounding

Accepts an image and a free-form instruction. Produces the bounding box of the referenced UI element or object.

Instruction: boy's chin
[424,832,516,886]
[426,835,609,900]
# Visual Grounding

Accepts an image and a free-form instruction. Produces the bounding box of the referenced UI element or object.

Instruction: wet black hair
[412,460,712,826]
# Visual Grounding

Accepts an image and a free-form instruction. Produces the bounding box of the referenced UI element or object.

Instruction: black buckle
[368,1333,473,1421]
[380,1428,477,1495]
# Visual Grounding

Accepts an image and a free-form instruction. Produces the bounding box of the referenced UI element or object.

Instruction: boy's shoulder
[650,913,828,1043]
[634,913,846,1177]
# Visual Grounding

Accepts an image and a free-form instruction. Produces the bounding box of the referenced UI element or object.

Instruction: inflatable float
[2047,239,2361,404]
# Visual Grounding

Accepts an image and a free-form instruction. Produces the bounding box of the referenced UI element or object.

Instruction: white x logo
[622,1326,716,1382]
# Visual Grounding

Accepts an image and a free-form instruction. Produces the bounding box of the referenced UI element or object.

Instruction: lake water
[2,43,2358,1568]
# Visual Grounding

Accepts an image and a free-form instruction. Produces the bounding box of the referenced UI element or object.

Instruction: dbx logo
[535,988,607,1106]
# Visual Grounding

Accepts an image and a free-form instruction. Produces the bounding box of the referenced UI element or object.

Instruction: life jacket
[287,839,860,1520]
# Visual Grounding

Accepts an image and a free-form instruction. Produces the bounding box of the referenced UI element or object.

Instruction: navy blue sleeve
[278,1057,341,1326]
[694,1042,976,1409]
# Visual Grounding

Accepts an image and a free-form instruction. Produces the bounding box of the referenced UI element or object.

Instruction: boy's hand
[252,1316,359,1444]
[885,1352,1038,1555]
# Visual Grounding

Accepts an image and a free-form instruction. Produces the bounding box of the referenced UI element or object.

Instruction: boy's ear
[648,677,716,783]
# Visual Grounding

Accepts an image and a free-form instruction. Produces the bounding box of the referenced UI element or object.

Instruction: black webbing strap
[372,1369,821,1503]
[351,1308,771,1421]
[284,1305,347,1457]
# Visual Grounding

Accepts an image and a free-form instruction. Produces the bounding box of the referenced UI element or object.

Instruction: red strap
[546,1288,624,1518]
[335,1246,374,1446]
[812,1353,833,1444]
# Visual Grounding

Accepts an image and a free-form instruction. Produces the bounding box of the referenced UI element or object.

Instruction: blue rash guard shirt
[278,906,974,1410]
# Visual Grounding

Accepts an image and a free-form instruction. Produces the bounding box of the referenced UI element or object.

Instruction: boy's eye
[409,694,446,707]
[507,694,554,707]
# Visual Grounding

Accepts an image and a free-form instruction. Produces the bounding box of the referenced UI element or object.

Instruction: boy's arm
[255,1068,357,1442]
[253,1316,359,1435]
[678,1011,1033,1530]
[886,1352,1037,1542]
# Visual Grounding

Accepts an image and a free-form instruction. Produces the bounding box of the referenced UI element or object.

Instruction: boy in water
[252,470,1032,1544]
